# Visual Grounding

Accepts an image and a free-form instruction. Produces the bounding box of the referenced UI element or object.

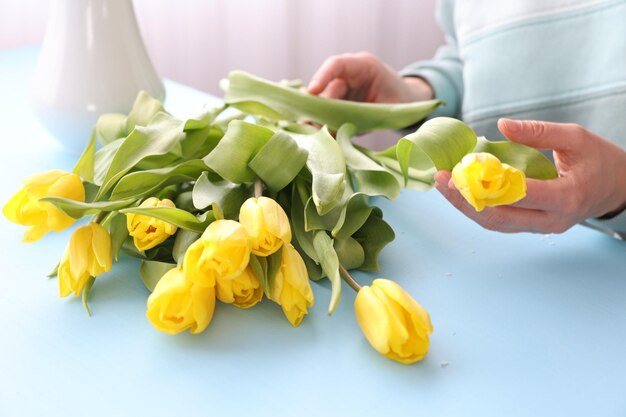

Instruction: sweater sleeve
[399,0,463,119]
[584,210,626,240]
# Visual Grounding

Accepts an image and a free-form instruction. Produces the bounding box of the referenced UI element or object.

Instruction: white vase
[30,0,165,153]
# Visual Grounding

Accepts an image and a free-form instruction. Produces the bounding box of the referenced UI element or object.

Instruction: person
[306,0,626,237]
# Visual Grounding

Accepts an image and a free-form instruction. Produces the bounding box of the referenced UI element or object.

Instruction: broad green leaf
[125,90,166,132]
[105,212,129,262]
[93,138,124,186]
[334,237,365,270]
[120,207,214,233]
[96,113,185,200]
[265,247,283,297]
[203,120,274,184]
[41,197,136,219]
[140,260,175,292]
[395,117,477,181]
[249,131,308,192]
[82,276,96,317]
[293,126,346,215]
[474,137,558,180]
[336,123,401,199]
[95,113,127,146]
[290,181,319,263]
[352,207,395,271]
[172,229,200,264]
[110,159,209,201]
[293,239,323,281]
[192,172,252,219]
[249,255,268,295]
[225,70,443,133]
[313,230,341,315]
[331,193,373,240]
[73,133,96,182]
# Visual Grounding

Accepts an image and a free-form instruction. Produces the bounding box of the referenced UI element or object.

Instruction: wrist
[402,76,434,101]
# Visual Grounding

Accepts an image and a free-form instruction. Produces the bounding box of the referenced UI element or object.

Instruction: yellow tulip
[239,196,291,256]
[58,223,112,297]
[146,267,215,335]
[126,197,178,251]
[183,219,250,287]
[451,152,527,212]
[216,266,263,308]
[269,243,314,327]
[3,169,85,242]
[355,279,433,365]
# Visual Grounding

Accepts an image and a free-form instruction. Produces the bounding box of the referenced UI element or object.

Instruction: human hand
[307,51,433,103]
[434,119,626,234]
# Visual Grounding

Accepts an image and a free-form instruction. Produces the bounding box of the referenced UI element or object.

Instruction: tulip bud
[183,219,250,287]
[355,279,432,364]
[3,170,85,242]
[216,266,263,308]
[126,197,178,251]
[451,152,526,212]
[59,223,112,297]
[146,267,215,334]
[239,197,291,256]
[269,243,314,327]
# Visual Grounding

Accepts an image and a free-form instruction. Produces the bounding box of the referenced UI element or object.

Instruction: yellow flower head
[239,196,291,256]
[355,279,433,365]
[216,266,263,309]
[126,197,178,251]
[269,243,314,327]
[183,219,250,287]
[3,170,85,242]
[59,223,112,297]
[451,152,527,212]
[146,267,216,335]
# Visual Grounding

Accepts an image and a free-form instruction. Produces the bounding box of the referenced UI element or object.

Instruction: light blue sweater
[402,0,626,236]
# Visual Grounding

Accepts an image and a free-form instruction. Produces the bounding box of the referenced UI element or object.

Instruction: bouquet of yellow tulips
[3,72,556,364]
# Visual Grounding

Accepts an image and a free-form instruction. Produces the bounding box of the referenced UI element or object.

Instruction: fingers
[318,79,349,100]
[497,118,584,152]
[307,52,375,95]
[509,178,566,210]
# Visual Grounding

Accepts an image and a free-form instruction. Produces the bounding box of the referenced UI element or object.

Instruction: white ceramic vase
[30,0,165,153]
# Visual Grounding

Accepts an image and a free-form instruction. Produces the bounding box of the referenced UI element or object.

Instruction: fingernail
[307,79,320,92]
[502,118,522,133]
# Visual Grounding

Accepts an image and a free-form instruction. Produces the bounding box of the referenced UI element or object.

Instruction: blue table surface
[1,47,625,417]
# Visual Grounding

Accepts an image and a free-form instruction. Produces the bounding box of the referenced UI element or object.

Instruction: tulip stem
[339,263,361,292]
[92,211,109,225]
[254,178,264,198]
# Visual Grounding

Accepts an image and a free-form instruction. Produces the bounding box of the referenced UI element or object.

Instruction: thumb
[498,118,581,152]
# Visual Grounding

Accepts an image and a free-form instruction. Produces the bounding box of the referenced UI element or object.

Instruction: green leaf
[203,120,275,184]
[172,229,200,264]
[334,237,365,270]
[290,181,319,263]
[312,230,341,315]
[225,70,442,133]
[82,276,96,317]
[293,126,346,215]
[95,113,128,146]
[125,90,166,132]
[352,207,395,271]
[249,131,308,192]
[73,133,96,182]
[192,172,252,219]
[140,260,175,292]
[336,123,401,199]
[41,197,136,219]
[265,247,283,297]
[331,193,373,240]
[474,137,558,180]
[96,113,185,200]
[120,207,214,233]
[395,117,477,181]
[93,138,124,186]
[110,159,209,201]
[105,212,129,262]
[249,254,268,295]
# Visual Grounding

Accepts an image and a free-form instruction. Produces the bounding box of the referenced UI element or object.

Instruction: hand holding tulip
[436,119,626,233]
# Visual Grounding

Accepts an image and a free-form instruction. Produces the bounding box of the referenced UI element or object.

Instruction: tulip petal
[69,226,90,276]
[190,284,216,334]
[355,286,392,355]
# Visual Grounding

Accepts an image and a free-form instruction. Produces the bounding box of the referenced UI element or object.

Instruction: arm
[435,119,626,234]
